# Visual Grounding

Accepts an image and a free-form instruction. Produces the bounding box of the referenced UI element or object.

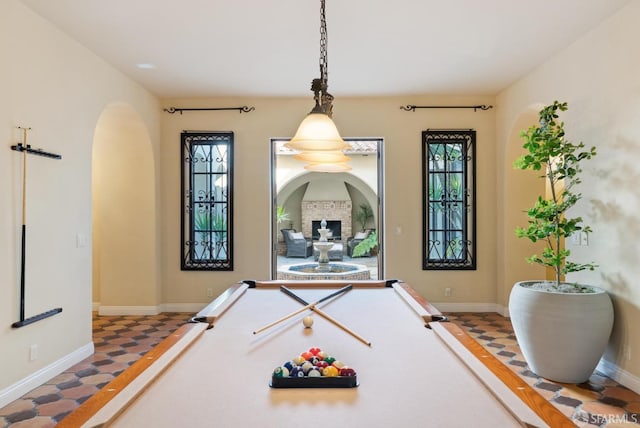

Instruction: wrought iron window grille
[422,129,476,270]
[181,131,233,271]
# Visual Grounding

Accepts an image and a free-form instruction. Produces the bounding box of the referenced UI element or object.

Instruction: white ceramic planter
[509,281,613,383]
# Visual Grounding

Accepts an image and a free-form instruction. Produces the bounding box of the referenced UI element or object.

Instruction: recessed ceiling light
[136,63,156,69]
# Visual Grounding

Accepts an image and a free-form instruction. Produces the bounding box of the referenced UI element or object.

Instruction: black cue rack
[10,135,63,328]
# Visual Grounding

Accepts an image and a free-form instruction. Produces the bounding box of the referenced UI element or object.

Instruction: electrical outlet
[76,233,88,248]
[624,344,631,361]
[444,287,452,297]
[29,344,38,361]
[207,288,213,298]
[570,234,581,246]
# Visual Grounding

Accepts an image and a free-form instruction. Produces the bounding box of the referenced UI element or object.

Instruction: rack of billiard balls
[270,347,358,388]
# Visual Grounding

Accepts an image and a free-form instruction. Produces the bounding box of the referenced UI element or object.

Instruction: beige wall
[0,0,160,400]
[160,95,497,306]
[496,1,640,380]
[5,0,638,402]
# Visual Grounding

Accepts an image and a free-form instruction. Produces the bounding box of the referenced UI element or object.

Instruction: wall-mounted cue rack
[10,127,63,328]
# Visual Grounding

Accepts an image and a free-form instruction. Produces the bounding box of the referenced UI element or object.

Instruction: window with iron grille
[181,131,233,270]
[422,129,476,270]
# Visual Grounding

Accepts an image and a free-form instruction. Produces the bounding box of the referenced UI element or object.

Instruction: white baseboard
[0,342,94,409]
[92,301,100,312]
[597,358,640,395]
[161,303,207,313]
[98,306,160,316]
[96,303,207,316]
[433,302,508,316]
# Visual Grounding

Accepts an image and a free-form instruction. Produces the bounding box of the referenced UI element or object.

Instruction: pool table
[60,280,574,427]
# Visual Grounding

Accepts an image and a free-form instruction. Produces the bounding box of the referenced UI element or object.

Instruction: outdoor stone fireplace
[301,200,352,241]
[299,180,352,242]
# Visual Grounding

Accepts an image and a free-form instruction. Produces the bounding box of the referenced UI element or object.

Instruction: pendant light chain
[285,0,349,171]
[319,0,328,86]
[318,0,334,117]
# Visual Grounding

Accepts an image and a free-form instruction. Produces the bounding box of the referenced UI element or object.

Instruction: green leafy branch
[514,101,597,287]
[352,230,378,258]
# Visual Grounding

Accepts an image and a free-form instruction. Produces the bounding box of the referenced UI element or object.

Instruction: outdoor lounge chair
[281,229,313,258]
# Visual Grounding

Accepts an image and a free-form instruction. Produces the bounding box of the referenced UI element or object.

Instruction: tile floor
[1,311,638,427]
[0,313,187,427]
[448,313,640,427]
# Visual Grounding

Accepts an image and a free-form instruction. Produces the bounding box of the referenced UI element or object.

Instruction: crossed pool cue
[252,284,372,347]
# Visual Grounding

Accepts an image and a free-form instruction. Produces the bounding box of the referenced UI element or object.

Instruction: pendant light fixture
[285,0,350,172]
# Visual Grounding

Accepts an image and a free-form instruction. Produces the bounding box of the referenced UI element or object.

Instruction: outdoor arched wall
[277,171,378,229]
[499,103,547,311]
[92,102,160,314]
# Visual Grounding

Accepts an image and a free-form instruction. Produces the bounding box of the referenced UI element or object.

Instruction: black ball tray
[270,375,358,388]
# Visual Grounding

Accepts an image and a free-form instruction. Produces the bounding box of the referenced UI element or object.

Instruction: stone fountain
[313,219,334,272]
[277,218,371,281]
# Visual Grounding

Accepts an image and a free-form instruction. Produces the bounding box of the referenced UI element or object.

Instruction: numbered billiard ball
[322,366,339,377]
[339,367,356,377]
[290,367,305,377]
[315,361,329,369]
[331,360,345,369]
[273,366,289,378]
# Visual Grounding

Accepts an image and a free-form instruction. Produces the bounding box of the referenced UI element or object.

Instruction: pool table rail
[58,280,576,428]
[57,322,208,428]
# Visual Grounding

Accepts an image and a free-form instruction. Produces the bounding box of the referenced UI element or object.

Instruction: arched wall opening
[276,171,378,234]
[92,102,160,314]
[500,104,548,310]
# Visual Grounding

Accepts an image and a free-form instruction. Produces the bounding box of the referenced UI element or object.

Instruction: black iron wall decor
[401,104,493,112]
[10,127,63,328]
[422,129,476,270]
[181,131,234,271]
[164,106,255,115]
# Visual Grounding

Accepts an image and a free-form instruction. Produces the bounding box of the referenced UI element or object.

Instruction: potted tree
[355,203,374,232]
[509,101,613,383]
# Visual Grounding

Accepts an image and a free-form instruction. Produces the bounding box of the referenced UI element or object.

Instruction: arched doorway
[92,102,160,314]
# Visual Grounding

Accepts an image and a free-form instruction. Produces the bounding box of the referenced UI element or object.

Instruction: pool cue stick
[280,284,352,306]
[252,303,316,335]
[280,286,371,347]
[280,286,308,306]
[18,127,29,323]
[311,307,372,347]
[252,285,352,335]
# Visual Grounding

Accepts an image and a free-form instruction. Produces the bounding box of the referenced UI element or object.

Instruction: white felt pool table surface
[60,280,574,428]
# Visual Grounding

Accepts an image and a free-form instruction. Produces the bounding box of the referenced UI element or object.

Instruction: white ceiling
[21,0,629,99]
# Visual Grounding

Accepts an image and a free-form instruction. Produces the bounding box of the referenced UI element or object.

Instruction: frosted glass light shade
[285,112,348,152]
[294,151,350,163]
[304,162,352,172]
